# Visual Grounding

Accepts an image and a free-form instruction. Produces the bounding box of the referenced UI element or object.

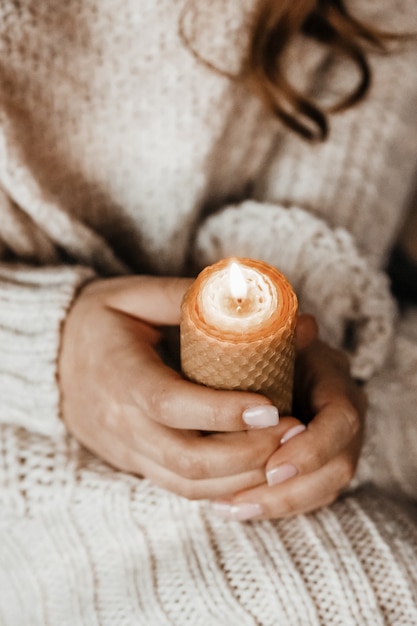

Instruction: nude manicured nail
[232,503,264,521]
[212,502,264,521]
[266,464,298,486]
[242,405,279,428]
[280,424,306,444]
[211,502,234,519]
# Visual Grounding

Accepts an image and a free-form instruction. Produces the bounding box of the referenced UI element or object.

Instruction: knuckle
[303,444,327,470]
[168,445,207,480]
[167,277,190,307]
[205,403,229,431]
[323,491,340,508]
[102,399,123,429]
[172,478,201,501]
[149,384,177,422]
[277,492,299,516]
[117,450,141,475]
[340,404,360,438]
[253,434,280,464]
[206,401,242,432]
[337,456,357,487]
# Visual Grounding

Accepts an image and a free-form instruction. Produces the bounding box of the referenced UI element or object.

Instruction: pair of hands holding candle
[59,272,367,520]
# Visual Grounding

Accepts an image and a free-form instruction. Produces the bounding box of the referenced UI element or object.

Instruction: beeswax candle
[180,257,298,415]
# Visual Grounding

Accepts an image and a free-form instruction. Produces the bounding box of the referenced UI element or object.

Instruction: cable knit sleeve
[0,110,129,437]
[0,263,95,437]
[353,308,417,500]
[192,201,396,381]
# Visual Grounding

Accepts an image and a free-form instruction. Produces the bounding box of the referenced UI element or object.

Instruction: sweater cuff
[0,264,95,436]
[192,200,396,380]
[352,309,417,501]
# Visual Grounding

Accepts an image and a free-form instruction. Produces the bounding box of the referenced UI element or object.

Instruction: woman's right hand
[59,275,300,500]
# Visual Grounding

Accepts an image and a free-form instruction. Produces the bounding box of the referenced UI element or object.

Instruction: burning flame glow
[229,262,247,300]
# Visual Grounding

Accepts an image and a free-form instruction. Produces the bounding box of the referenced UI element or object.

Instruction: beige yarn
[1,421,417,626]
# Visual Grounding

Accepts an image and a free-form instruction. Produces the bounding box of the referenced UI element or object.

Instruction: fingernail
[266,464,298,486]
[280,424,306,444]
[232,503,264,521]
[211,502,234,519]
[242,405,279,428]
[212,502,263,521]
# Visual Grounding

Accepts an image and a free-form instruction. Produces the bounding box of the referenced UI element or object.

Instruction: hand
[59,275,309,500]
[212,339,367,520]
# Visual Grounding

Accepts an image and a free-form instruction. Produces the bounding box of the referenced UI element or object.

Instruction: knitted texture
[354,312,417,500]
[0,0,416,623]
[1,422,417,626]
[0,264,95,436]
[193,202,397,380]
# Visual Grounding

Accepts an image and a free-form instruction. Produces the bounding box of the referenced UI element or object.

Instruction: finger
[105,275,194,325]
[121,453,267,500]
[93,308,280,434]
[103,289,281,432]
[79,425,267,499]
[78,395,289,480]
[264,400,362,485]
[118,408,286,480]
[295,340,354,408]
[123,415,303,480]
[123,340,280,432]
[294,314,319,351]
[214,451,355,520]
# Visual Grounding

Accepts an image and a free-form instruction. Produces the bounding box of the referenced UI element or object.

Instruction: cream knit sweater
[0,0,417,624]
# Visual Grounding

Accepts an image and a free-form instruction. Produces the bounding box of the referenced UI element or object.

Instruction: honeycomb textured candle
[180,258,298,415]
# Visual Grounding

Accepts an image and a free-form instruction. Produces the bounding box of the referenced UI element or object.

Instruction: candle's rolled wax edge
[181,257,298,342]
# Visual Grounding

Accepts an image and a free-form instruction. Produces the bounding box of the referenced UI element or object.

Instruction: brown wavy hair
[180,0,400,141]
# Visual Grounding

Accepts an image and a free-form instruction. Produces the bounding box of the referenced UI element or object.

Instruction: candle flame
[229,262,248,300]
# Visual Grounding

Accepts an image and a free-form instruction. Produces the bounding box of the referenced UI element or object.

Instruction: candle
[180,257,298,415]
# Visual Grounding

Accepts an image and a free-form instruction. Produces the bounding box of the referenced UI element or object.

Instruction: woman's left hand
[213,339,368,521]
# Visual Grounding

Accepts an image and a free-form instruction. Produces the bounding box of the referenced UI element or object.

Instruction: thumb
[105,275,194,326]
[295,314,319,351]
